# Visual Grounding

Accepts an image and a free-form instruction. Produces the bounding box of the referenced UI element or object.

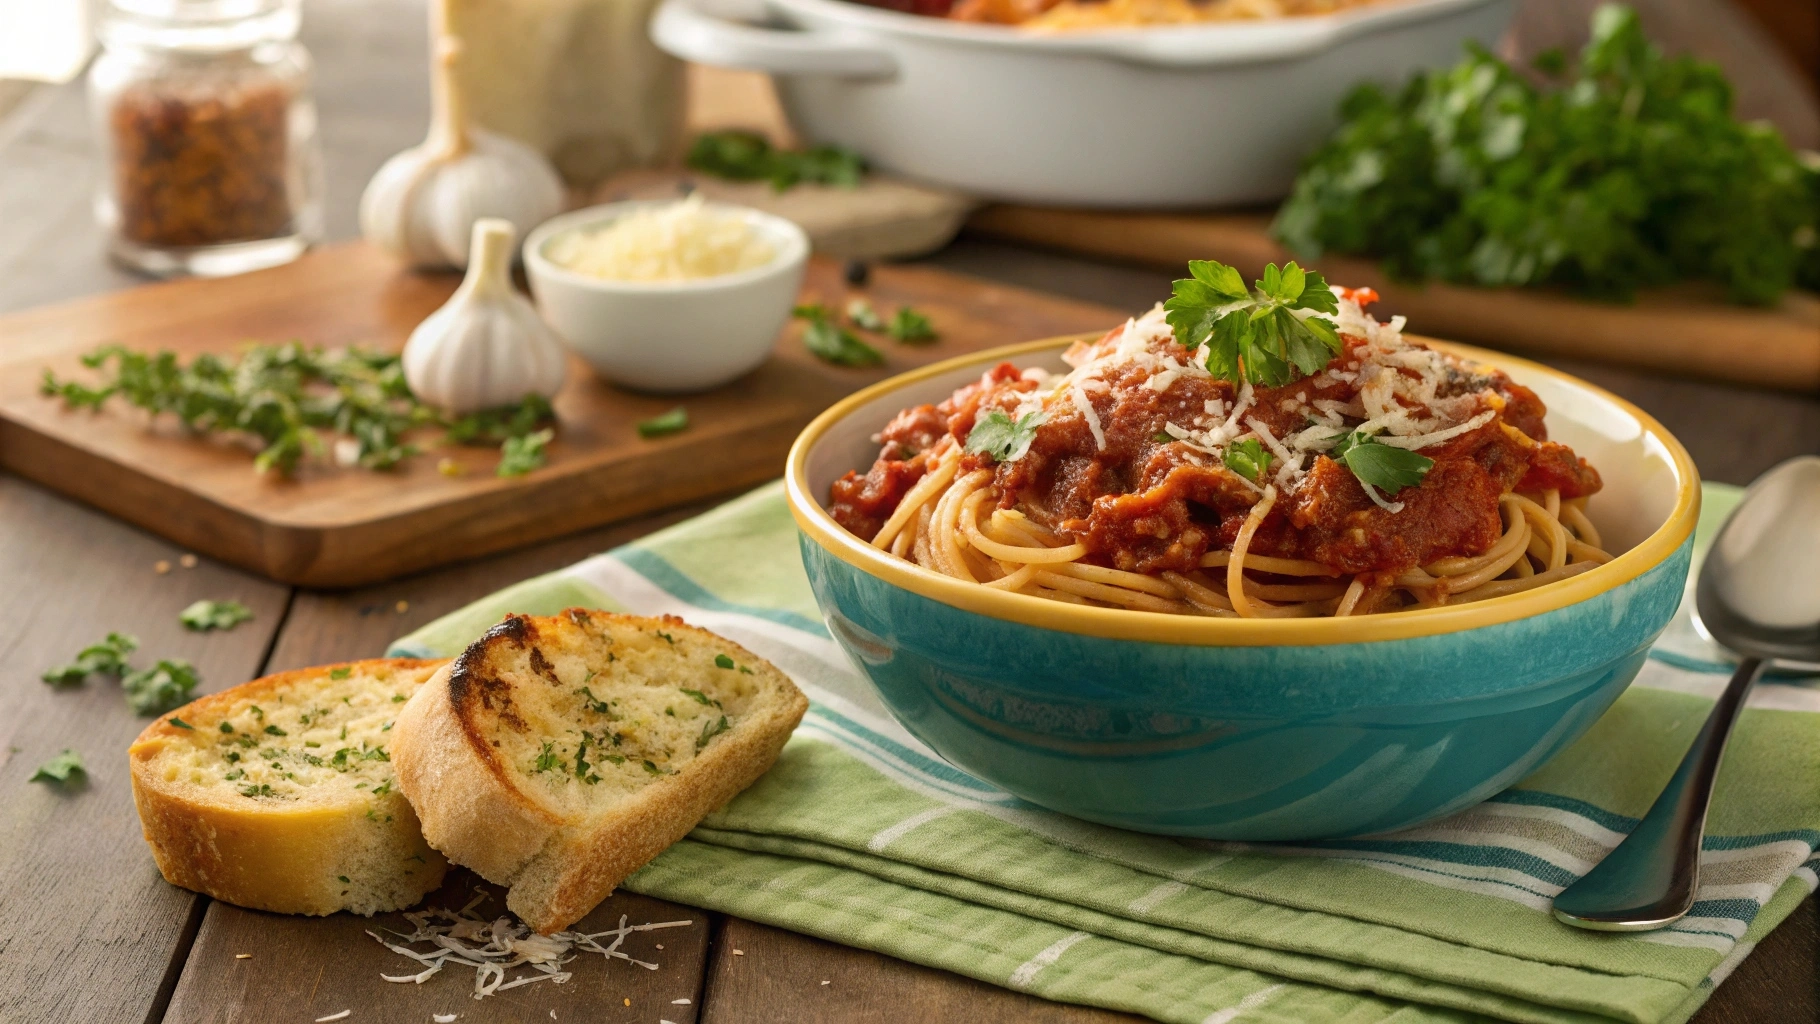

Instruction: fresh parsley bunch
[1273,4,1820,304]
[1164,260,1342,386]
[965,410,1046,463]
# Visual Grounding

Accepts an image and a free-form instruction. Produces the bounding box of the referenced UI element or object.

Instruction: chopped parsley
[263,725,287,736]
[655,631,676,645]
[533,741,562,774]
[166,717,194,730]
[239,783,278,798]
[714,654,736,670]
[1163,260,1341,387]
[637,407,689,439]
[1329,431,1434,496]
[1223,438,1275,484]
[391,694,406,702]
[220,722,235,734]
[122,659,199,716]
[1272,5,1820,304]
[328,667,352,680]
[641,759,668,776]
[576,686,618,717]
[179,599,254,632]
[964,409,1046,464]
[796,304,883,368]
[41,632,137,686]
[886,306,937,344]
[497,428,554,477]
[685,130,864,191]
[29,749,85,784]
[681,687,722,708]
[697,715,731,751]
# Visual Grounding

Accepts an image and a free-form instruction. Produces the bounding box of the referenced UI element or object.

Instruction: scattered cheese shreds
[315,1013,351,1022]
[366,889,692,1001]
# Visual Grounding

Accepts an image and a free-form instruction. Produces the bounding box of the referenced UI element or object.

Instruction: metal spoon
[1552,455,1820,931]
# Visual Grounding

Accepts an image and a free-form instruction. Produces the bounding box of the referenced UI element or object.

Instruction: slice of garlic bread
[392,610,808,934]
[129,658,449,916]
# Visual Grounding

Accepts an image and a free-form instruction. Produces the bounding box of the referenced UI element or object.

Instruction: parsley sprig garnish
[1329,430,1434,496]
[1163,260,1342,387]
[179,599,254,632]
[30,749,86,785]
[41,632,137,686]
[964,410,1046,464]
[685,131,865,192]
[1223,438,1275,484]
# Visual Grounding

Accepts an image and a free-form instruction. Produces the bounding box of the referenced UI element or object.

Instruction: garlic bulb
[358,3,564,270]
[403,218,568,414]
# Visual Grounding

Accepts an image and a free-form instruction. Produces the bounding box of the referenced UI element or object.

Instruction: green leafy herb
[29,749,85,784]
[1273,5,1820,304]
[845,298,885,331]
[240,783,277,798]
[533,741,562,774]
[685,130,865,191]
[1163,260,1342,387]
[41,632,138,686]
[795,304,883,367]
[964,410,1046,464]
[886,306,937,344]
[338,875,351,884]
[122,659,199,716]
[697,715,731,751]
[328,667,352,680]
[576,686,618,718]
[1329,431,1435,496]
[1223,438,1275,484]
[444,394,554,445]
[167,717,194,729]
[641,759,667,776]
[39,345,562,478]
[681,687,722,708]
[220,722,235,734]
[179,599,254,632]
[497,428,554,477]
[637,407,689,439]
[391,694,406,702]
[263,725,286,736]
[713,654,736,670]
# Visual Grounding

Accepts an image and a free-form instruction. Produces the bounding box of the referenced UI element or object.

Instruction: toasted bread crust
[393,610,808,933]
[129,659,449,916]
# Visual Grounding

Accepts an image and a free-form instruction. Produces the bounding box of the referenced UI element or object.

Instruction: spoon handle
[1552,657,1766,931]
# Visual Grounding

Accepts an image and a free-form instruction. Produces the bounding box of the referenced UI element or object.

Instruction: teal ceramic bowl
[786,337,1699,840]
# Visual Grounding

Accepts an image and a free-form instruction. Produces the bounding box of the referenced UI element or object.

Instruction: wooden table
[1,1,1816,1022]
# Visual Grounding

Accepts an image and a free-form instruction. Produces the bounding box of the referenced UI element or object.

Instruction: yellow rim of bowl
[786,334,1701,646]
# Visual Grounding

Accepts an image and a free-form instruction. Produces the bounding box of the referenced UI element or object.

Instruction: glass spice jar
[88,0,324,277]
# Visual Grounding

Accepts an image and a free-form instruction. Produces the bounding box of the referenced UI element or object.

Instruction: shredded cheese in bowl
[542,194,778,283]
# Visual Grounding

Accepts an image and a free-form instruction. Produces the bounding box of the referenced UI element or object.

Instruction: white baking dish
[652,0,1513,207]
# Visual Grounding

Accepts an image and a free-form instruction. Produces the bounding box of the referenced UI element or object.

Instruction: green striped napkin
[392,481,1820,1024]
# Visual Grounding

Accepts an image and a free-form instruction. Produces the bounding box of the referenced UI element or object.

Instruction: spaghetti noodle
[830,285,1611,619]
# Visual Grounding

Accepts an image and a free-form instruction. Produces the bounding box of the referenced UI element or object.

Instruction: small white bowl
[523,201,810,394]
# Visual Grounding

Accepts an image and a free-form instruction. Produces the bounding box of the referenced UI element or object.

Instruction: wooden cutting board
[966,206,1820,394]
[0,242,1119,587]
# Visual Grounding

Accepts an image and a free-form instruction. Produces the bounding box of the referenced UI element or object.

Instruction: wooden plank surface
[0,474,290,1024]
[0,243,1121,587]
[699,918,1149,1023]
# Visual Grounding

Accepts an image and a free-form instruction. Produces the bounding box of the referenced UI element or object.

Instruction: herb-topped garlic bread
[392,610,808,934]
[128,659,449,916]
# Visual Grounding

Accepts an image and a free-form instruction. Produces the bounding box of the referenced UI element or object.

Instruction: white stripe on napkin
[1008,931,1090,989]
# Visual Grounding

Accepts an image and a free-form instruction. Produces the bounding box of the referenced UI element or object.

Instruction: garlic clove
[358,26,564,269]
[403,218,568,414]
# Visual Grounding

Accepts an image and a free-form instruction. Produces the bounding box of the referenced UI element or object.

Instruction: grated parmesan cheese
[543,195,776,283]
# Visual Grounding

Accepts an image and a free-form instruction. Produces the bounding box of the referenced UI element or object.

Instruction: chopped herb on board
[1330,430,1434,495]
[637,407,689,439]
[886,306,937,344]
[685,130,865,191]
[1163,260,1342,387]
[965,410,1046,464]
[41,632,138,686]
[29,749,86,785]
[40,344,559,478]
[179,599,254,632]
[796,304,883,367]
[497,429,554,477]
